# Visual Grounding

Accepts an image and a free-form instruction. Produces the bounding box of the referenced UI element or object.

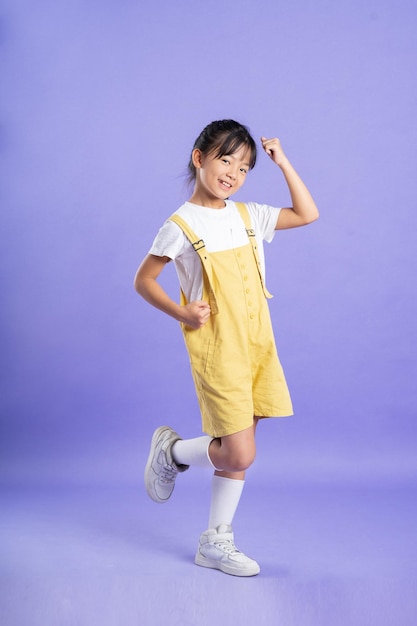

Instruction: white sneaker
[144,426,188,503]
[195,524,260,577]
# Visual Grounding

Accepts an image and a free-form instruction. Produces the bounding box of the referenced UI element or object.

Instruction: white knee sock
[172,436,216,469]
[208,475,245,529]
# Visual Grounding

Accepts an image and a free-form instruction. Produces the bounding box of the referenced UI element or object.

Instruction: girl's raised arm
[261,137,319,230]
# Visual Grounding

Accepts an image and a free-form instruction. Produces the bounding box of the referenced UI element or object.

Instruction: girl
[134,119,319,577]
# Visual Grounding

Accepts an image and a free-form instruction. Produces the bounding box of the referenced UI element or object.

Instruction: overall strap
[168,214,219,314]
[234,202,273,299]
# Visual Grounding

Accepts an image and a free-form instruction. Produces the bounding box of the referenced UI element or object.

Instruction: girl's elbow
[306,207,320,224]
[133,270,143,295]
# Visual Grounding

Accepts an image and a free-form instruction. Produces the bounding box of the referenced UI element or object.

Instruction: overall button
[245,288,250,294]
[250,313,255,319]
[243,275,248,281]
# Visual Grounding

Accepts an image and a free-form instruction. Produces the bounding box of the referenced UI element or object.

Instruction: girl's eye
[222,159,230,165]
[240,168,247,174]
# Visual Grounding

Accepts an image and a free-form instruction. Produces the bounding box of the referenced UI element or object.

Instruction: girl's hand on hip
[181,300,211,329]
[261,136,289,168]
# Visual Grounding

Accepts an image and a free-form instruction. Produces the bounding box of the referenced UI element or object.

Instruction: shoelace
[214,538,241,555]
[159,464,178,484]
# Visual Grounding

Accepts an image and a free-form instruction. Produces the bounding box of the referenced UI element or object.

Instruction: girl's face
[190,144,252,209]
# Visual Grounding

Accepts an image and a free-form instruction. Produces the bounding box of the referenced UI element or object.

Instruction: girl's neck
[188,190,227,210]
[188,199,227,209]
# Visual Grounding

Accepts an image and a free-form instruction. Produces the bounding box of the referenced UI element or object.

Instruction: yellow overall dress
[169,202,293,438]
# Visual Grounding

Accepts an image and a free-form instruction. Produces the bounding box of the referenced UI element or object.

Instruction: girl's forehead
[226,145,253,163]
[210,140,250,156]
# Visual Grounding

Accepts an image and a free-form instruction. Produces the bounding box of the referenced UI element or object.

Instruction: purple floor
[1,471,416,625]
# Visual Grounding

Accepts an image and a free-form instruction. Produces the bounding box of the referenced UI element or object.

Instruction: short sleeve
[149,220,188,260]
[246,202,280,243]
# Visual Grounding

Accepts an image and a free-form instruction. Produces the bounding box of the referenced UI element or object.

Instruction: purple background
[1,1,417,624]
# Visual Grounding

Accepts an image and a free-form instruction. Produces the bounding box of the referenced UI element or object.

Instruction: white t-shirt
[149,200,280,302]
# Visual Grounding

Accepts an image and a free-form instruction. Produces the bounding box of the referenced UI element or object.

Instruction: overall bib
[169,202,293,438]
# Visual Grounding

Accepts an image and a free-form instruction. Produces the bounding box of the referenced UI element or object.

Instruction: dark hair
[187,119,257,184]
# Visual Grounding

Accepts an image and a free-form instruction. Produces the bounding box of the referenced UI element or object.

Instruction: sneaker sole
[144,426,175,504]
[195,552,260,577]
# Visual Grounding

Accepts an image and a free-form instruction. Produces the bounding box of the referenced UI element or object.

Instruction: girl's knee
[227,448,256,472]
[215,426,257,472]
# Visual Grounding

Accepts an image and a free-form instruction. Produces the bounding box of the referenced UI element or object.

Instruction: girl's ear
[192,148,203,169]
